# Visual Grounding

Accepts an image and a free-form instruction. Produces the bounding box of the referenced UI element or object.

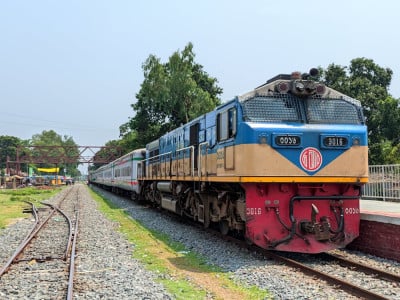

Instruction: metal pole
[381,165,386,201]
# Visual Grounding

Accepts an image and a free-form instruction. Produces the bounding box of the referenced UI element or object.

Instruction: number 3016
[246,208,262,215]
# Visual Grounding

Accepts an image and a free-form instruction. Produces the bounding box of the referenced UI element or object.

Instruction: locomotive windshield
[306,97,363,124]
[241,95,301,122]
[241,94,364,124]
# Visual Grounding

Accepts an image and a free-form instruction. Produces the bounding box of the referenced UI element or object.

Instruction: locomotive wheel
[219,220,229,235]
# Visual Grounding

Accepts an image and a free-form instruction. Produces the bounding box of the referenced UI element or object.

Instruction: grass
[88,187,271,300]
[0,187,63,229]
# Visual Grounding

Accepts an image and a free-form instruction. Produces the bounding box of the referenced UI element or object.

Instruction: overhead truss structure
[6,145,122,175]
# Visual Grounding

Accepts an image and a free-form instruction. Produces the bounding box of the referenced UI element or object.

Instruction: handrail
[198,142,209,177]
[139,151,171,178]
[141,151,172,164]
[171,146,194,176]
[140,145,195,177]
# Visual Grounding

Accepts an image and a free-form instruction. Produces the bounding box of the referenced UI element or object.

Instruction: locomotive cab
[237,69,367,252]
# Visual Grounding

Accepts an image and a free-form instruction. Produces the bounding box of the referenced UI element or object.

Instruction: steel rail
[202,225,393,300]
[0,188,74,276]
[256,249,391,300]
[67,211,79,300]
[0,202,39,277]
[323,252,400,283]
[13,203,71,262]
[98,187,394,300]
[20,201,40,244]
[0,204,57,275]
[41,202,73,260]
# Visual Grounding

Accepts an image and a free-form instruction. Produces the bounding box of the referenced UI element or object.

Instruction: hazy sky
[1,0,399,148]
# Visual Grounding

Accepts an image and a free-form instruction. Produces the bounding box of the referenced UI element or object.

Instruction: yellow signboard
[37,167,59,173]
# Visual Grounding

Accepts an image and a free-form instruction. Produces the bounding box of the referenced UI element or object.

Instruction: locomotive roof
[237,71,362,108]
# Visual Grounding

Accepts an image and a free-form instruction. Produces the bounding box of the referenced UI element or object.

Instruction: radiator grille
[241,94,363,124]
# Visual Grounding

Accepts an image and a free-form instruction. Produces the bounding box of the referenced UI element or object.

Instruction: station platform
[347,199,400,262]
[360,199,400,225]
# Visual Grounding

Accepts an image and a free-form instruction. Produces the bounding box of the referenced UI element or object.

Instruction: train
[89,69,368,253]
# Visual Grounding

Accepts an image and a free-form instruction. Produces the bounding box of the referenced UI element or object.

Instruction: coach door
[190,123,199,171]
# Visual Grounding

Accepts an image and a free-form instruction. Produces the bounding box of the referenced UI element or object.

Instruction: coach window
[217,108,237,141]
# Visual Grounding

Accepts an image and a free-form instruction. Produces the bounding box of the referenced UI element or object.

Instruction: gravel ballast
[0,185,172,300]
[93,186,400,300]
[73,185,172,299]
[1,184,400,299]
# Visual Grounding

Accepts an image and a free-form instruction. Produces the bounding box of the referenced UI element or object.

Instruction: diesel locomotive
[89,69,368,253]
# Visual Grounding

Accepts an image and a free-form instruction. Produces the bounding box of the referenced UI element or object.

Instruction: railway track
[193,221,400,299]
[106,187,399,300]
[0,186,80,300]
[87,187,400,299]
[322,251,400,283]
[260,250,400,300]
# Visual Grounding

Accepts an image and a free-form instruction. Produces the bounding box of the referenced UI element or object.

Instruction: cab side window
[217,108,236,141]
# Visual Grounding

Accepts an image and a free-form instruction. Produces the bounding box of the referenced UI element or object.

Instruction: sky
[1,0,400,150]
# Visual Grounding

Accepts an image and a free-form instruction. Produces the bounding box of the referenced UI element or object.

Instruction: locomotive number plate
[275,135,301,146]
[323,136,348,147]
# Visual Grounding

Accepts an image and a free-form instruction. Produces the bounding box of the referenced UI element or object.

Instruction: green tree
[91,139,123,170]
[120,42,222,147]
[323,64,350,94]
[321,58,397,164]
[0,135,23,175]
[166,44,221,125]
[62,135,81,177]
[118,131,141,153]
[122,54,170,146]
[368,96,400,163]
[30,130,80,177]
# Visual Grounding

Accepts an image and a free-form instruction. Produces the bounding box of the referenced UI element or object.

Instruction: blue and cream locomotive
[91,69,368,253]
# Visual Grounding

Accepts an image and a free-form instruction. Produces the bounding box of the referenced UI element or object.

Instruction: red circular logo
[300,147,322,172]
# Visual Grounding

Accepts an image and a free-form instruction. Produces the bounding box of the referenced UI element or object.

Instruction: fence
[363,164,400,201]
